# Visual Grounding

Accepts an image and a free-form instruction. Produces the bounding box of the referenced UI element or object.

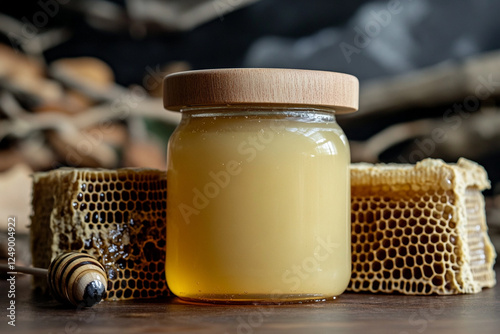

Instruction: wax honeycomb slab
[30,168,168,300]
[349,158,496,295]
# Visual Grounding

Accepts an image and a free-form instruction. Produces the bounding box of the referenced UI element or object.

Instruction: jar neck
[179,105,337,122]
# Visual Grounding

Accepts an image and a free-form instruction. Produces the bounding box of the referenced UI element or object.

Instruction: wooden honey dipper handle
[0,264,47,276]
[0,252,107,307]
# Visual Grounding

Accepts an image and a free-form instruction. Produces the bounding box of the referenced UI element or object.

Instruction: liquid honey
[166,108,351,303]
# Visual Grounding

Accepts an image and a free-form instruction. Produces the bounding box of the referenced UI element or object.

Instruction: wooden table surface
[1,270,499,334]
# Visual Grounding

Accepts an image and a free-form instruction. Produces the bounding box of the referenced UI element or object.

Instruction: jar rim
[163,68,358,114]
[179,106,338,122]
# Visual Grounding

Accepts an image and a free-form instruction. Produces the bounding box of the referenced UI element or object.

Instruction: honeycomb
[349,158,497,295]
[30,168,168,300]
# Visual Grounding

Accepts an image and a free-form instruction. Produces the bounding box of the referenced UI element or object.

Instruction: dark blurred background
[0,0,499,249]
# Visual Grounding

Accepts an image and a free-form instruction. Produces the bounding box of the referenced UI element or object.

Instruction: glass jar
[163,69,358,304]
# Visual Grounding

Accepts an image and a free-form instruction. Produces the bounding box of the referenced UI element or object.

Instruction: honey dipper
[0,252,107,307]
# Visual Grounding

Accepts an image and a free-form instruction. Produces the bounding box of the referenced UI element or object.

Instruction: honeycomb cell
[349,158,496,295]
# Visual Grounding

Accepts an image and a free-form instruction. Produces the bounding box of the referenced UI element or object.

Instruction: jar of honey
[163,68,358,303]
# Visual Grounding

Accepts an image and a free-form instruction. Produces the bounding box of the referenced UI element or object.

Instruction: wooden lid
[163,68,359,113]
